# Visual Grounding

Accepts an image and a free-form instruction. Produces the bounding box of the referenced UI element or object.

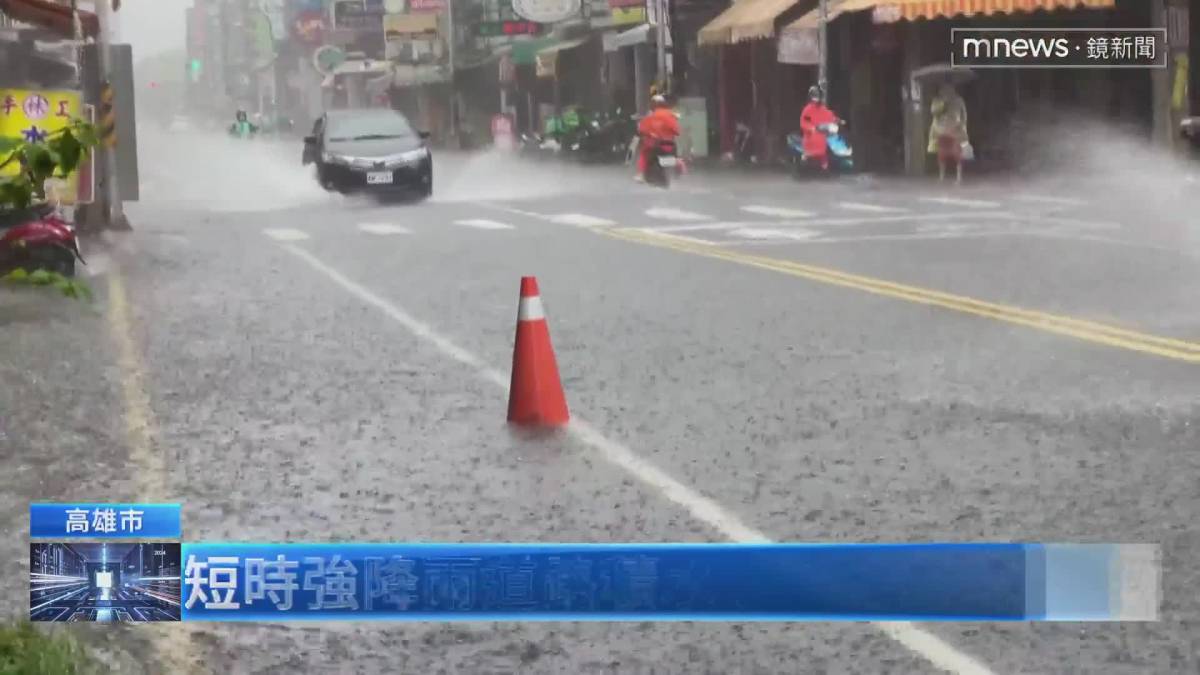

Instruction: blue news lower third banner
[29,503,182,539]
[181,543,1160,621]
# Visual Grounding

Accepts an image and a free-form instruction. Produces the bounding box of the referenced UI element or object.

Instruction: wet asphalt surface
[2,129,1199,674]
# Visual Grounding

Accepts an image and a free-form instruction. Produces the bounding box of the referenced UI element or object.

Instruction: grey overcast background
[115,0,188,58]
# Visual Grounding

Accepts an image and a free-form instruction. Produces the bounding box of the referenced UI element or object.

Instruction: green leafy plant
[0,621,100,674]
[0,119,99,299]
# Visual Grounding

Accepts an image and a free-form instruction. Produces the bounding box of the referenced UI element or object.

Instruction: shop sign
[513,0,579,24]
[409,0,446,11]
[610,8,646,25]
[313,44,347,75]
[777,28,818,65]
[0,89,83,204]
[536,51,556,78]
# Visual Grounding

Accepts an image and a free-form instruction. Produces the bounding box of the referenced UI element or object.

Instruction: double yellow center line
[604,228,1200,364]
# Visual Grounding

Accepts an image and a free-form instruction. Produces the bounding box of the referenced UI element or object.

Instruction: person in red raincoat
[635,95,681,181]
[800,85,838,170]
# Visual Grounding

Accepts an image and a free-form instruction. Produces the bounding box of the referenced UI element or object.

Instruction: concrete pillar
[901,23,926,176]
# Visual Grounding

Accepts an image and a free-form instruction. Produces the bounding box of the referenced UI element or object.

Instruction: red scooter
[0,203,84,277]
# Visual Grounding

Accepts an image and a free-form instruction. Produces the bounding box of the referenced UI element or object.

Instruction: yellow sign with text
[0,88,83,203]
[610,7,646,26]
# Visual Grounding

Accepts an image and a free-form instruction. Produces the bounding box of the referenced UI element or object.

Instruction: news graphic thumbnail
[30,542,181,622]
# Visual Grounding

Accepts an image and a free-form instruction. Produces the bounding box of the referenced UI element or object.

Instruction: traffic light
[188,58,202,82]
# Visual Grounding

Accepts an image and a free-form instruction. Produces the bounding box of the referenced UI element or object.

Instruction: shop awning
[786,0,881,30]
[698,0,803,47]
[510,37,559,65]
[537,37,589,56]
[0,0,98,39]
[603,23,653,52]
[877,0,1114,22]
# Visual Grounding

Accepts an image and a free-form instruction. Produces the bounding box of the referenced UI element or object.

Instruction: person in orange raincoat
[635,95,681,181]
[800,85,838,170]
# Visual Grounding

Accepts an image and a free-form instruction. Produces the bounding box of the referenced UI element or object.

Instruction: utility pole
[817,0,828,101]
[446,0,458,144]
[654,0,667,92]
[94,0,128,229]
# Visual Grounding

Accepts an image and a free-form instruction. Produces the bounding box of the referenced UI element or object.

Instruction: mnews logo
[951,29,1168,68]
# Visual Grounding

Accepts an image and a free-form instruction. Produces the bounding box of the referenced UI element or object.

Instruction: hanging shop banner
[778,28,819,65]
[513,0,580,24]
[0,89,83,204]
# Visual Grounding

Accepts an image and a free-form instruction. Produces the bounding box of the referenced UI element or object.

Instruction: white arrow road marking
[727,227,822,241]
[645,207,711,221]
[280,243,997,675]
[263,228,309,241]
[740,205,814,218]
[549,213,616,227]
[454,219,515,230]
[837,201,908,213]
[357,223,412,235]
[919,196,1002,209]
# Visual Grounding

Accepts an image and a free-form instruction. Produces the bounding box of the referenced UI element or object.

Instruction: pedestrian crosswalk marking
[1013,193,1085,206]
[727,227,822,241]
[919,196,1002,209]
[740,205,814,218]
[263,228,309,241]
[550,213,616,227]
[357,223,412,235]
[455,219,515,230]
[645,207,711,221]
[837,201,907,213]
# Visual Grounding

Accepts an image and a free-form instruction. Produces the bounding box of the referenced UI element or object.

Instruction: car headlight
[397,148,429,163]
[321,151,349,165]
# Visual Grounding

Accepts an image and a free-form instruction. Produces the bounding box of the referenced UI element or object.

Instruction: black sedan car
[303,108,432,197]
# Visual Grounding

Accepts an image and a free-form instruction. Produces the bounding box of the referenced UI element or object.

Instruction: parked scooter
[0,202,84,277]
[570,110,633,164]
[787,119,853,176]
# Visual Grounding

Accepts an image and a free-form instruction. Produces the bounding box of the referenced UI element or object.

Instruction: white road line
[740,205,814,218]
[357,223,412,235]
[454,219,515,230]
[263,228,309,241]
[652,211,1011,233]
[1013,193,1086,206]
[280,243,995,675]
[727,227,822,241]
[919,196,1003,209]
[550,213,616,227]
[837,201,908,213]
[722,231,1017,246]
[645,207,711,221]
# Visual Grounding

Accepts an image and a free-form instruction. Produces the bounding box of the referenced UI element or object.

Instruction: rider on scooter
[635,95,680,182]
[800,85,837,170]
[229,109,257,137]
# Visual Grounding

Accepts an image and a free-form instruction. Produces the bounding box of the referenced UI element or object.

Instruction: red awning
[0,0,99,39]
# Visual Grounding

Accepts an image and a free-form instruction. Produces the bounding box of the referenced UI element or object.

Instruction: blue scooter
[788,120,853,177]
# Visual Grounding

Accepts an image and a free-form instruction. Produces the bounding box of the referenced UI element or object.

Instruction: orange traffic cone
[507,276,569,426]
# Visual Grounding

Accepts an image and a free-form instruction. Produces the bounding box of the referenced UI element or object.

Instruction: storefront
[698,0,815,162]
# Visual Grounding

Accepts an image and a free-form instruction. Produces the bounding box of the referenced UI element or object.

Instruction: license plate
[658,156,677,167]
[366,171,393,185]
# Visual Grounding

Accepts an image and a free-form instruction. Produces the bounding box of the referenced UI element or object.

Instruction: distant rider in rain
[635,95,680,182]
[229,109,257,138]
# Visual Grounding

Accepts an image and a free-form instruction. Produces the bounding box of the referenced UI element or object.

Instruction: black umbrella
[910,63,976,85]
